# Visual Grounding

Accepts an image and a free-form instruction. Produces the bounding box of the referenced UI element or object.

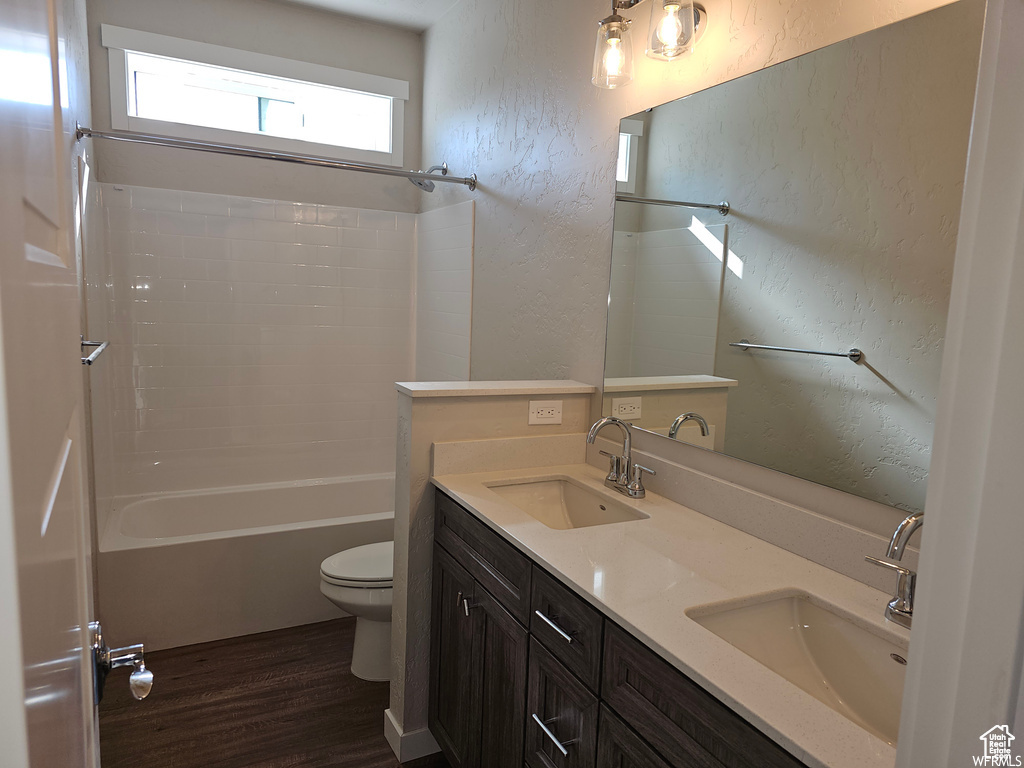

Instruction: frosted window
[125,51,393,153]
[616,133,631,183]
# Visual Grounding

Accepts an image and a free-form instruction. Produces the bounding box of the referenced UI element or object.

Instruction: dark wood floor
[99,618,449,768]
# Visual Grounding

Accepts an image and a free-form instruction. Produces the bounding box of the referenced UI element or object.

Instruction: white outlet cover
[529,400,563,425]
[612,397,642,419]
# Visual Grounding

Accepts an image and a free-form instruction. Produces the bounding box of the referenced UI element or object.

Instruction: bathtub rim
[100,472,396,553]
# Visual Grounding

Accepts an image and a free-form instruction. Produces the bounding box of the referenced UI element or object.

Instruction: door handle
[455,590,478,617]
[90,621,154,702]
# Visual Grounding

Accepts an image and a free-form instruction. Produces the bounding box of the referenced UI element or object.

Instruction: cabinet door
[525,639,599,768]
[476,585,529,768]
[596,706,673,768]
[430,546,481,768]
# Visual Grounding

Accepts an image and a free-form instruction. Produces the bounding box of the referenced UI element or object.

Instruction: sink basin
[485,477,649,530]
[688,593,906,745]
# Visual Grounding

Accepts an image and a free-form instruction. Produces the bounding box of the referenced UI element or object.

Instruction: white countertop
[395,380,596,397]
[603,375,739,392]
[432,463,907,768]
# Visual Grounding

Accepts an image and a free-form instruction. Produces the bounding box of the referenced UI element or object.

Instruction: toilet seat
[320,540,394,588]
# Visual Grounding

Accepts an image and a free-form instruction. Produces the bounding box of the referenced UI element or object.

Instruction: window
[616,118,644,194]
[102,25,409,166]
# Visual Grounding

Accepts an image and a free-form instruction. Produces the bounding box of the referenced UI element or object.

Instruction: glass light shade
[646,0,695,60]
[592,17,634,89]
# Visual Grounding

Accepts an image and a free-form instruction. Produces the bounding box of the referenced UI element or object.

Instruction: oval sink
[687,593,907,745]
[485,476,649,529]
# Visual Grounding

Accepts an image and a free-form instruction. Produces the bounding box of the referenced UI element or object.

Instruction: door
[475,584,528,768]
[430,546,480,768]
[0,0,99,764]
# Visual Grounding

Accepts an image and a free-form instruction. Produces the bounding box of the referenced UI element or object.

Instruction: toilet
[319,540,394,682]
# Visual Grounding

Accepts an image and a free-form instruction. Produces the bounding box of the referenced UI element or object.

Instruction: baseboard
[384,708,440,762]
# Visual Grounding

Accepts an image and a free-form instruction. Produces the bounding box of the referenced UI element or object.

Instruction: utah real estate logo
[976,726,1022,766]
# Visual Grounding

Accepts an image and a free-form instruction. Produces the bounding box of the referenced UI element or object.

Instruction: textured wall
[85,0,425,212]
[414,201,474,381]
[93,183,416,510]
[635,2,983,511]
[418,0,958,387]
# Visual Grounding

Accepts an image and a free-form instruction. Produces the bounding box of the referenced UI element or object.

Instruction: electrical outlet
[529,400,563,425]
[612,397,642,419]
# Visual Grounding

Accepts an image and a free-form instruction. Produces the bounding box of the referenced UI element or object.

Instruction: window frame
[616,117,644,195]
[101,25,409,166]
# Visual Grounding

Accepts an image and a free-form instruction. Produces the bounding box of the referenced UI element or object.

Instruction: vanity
[426,455,908,768]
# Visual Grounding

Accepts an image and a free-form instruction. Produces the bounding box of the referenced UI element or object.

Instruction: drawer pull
[531,713,570,756]
[535,610,573,644]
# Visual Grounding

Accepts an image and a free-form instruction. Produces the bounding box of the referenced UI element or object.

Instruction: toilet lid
[321,540,394,586]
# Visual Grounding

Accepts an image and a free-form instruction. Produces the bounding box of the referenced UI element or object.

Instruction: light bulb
[646,0,695,61]
[656,4,683,49]
[604,38,624,77]
[592,16,634,89]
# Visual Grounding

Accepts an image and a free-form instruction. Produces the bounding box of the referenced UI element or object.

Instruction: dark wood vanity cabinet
[430,546,528,768]
[429,490,808,768]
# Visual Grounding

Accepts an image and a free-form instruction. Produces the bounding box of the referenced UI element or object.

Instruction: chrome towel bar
[615,194,730,216]
[81,339,109,366]
[730,339,863,363]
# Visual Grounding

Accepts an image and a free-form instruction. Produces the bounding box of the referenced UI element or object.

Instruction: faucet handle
[599,450,624,483]
[865,555,917,626]
[864,555,912,576]
[626,464,656,498]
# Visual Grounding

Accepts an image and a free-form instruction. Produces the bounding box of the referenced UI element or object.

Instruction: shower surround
[87,184,472,646]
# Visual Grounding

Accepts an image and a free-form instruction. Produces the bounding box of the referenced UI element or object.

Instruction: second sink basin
[485,476,648,529]
[688,593,907,745]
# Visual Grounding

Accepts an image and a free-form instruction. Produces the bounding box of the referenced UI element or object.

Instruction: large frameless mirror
[602,1,984,512]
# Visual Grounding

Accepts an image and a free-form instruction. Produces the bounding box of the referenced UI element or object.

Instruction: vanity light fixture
[592,0,706,89]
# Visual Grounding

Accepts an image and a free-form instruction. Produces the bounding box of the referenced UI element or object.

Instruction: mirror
[602,1,983,512]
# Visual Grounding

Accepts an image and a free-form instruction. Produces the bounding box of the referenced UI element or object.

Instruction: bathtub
[97,474,395,651]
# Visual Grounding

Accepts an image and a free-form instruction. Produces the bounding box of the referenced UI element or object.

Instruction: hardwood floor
[99,618,449,768]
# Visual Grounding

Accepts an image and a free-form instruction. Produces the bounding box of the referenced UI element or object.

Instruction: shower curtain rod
[76,126,478,191]
[615,194,730,216]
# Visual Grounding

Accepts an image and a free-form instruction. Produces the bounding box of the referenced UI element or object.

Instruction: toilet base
[351,617,391,682]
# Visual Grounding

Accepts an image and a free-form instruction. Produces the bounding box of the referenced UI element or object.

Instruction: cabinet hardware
[535,610,574,644]
[531,713,570,756]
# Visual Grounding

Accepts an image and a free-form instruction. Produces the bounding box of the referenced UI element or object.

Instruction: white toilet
[319,540,394,682]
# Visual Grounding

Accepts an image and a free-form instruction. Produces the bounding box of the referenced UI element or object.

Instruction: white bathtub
[98,474,395,651]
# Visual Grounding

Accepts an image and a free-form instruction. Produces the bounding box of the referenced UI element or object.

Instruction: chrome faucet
[668,412,709,440]
[865,512,923,629]
[586,417,656,499]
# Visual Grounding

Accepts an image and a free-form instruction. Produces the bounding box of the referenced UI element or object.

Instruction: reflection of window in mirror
[616,118,643,194]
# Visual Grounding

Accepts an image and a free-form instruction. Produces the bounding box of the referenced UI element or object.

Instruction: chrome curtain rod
[76,127,478,191]
[615,194,730,216]
[730,339,863,363]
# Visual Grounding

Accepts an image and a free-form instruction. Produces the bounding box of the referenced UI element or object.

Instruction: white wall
[93,183,416,504]
[636,3,982,512]
[85,0,426,212]
[418,0,959,386]
[414,201,473,381]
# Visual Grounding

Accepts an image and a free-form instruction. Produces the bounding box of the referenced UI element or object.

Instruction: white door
[0,0,100,764]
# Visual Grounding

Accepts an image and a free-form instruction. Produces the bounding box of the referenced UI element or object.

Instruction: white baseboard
[384,708,440,762]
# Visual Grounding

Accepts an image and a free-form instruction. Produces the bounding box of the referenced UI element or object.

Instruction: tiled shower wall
[606,226,725,377]
[90,183,470,509]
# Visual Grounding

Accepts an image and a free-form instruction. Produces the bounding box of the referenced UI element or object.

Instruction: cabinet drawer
[526,639,599,768]
[602,624,806,768]
[531,567,604,691]
[596,706,674,768]
[435,490,533,624]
